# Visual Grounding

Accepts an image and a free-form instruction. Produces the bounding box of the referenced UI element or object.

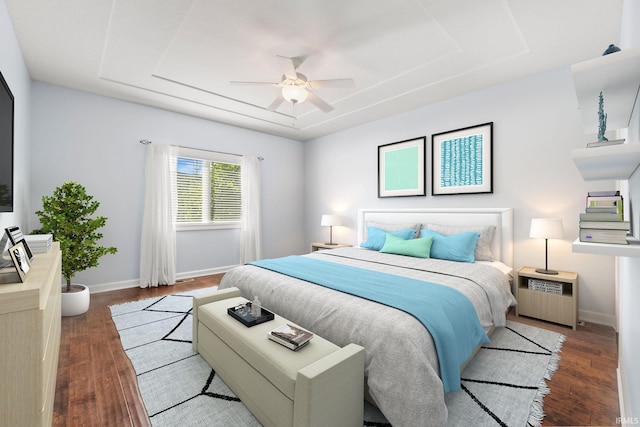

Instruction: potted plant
[33,181,117,316]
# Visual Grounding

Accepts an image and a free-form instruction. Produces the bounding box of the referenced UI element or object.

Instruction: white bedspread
[218,247,516,427]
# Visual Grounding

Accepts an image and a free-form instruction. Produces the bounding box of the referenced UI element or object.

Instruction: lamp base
[324,242,337,246]
[535,268,559,275]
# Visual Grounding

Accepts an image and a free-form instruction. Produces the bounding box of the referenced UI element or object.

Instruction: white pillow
[423,223,496,261]
[476,260,513,280]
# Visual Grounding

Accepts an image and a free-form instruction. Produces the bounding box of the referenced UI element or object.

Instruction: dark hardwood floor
[52,274,619,426]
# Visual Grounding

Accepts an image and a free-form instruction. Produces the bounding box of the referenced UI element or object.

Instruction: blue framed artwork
[378,137,426,198]
[431,122,493,195]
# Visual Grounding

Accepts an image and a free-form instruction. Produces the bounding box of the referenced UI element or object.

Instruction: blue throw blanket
[250,256,489,392]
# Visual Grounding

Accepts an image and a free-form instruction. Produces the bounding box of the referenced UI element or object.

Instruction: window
[173,147,242,230]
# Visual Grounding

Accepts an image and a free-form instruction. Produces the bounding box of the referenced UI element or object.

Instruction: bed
[218,208,516,426]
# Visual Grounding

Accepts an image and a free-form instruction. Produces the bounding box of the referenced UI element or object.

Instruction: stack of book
[24,234,53,254]
[579,191,629,244]
[268,323,314,351]
[528,278,563,295]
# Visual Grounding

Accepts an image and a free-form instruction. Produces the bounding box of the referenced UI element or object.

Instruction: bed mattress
[218,247,516,426]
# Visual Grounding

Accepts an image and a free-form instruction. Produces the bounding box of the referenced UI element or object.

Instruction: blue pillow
[419,229,480,262]
[380,233,433,258]
[362,226,416,251]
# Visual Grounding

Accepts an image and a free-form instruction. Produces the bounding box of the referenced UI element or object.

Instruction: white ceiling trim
[6,0,624,141]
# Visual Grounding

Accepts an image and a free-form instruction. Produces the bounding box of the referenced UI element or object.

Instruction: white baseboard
[618,367,626,425]
[87,265,237,294]
[578,308,616,328]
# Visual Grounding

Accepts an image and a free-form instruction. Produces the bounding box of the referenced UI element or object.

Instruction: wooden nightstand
[310,242,352,252]
[515,266,579,330]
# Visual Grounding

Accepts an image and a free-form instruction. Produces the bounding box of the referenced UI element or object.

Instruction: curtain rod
[139,140,263,160]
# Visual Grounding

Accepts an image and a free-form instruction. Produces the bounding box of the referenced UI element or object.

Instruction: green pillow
[380,233,434,258]
[361,226,417,250]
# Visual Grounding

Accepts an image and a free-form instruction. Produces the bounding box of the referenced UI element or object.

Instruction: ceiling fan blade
[230,81,280,87]
[267,94,286,111]
[276,55,299,80]
[308,78,355,89]
[306,91,333,113]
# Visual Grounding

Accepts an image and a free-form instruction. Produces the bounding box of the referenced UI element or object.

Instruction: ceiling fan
[231,55,355,113]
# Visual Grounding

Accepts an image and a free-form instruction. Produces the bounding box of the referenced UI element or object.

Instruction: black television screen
[0,71,14,212]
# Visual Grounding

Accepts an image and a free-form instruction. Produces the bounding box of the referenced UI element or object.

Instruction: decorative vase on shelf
[602,44,621,55]
[597,91,608,142]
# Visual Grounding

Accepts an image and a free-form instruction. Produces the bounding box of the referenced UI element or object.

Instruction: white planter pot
[61,284,90,316]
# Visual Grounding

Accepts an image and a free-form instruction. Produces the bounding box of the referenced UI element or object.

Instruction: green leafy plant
[33,182,117,292]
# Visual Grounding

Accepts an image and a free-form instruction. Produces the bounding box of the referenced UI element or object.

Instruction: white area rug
[110,290,564,426]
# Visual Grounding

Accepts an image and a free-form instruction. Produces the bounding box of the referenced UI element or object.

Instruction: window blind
[174,155,241,225]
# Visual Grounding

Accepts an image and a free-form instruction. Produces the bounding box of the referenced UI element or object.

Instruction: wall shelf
[571,47,640,257]
[571,46,640,134]
[571,143,640,181]
[572,238,640,258]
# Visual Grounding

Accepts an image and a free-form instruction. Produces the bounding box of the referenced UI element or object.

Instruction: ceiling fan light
[282,84,308,104]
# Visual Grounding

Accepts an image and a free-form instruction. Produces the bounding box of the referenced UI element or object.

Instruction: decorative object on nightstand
[321,214,343,245]
[529,218,563,275]
[515,266,579,330]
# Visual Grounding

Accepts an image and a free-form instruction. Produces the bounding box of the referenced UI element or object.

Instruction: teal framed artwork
[431,122,493,195]
[378,137,426,198]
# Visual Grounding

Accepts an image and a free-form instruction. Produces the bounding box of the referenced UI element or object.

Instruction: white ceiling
[6,0,624,142]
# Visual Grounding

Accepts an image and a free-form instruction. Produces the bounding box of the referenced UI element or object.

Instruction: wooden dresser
[0,242,61,427]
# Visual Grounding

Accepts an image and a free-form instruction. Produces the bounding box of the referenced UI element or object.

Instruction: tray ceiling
[6,0,623,141]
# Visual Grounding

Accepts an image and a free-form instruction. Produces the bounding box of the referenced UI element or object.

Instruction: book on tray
[268,323,314,351]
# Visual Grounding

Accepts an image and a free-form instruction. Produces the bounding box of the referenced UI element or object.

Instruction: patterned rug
[109,289,565,427]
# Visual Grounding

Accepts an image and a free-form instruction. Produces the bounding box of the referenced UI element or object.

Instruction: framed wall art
[9,241,31,282]
[432,122,493,195]
[378,137,426,198]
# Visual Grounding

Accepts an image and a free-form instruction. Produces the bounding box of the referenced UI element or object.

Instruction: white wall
[0,0,32,236]
[29,83,306,288]
[305,66,618,326]
[617,0,640,421]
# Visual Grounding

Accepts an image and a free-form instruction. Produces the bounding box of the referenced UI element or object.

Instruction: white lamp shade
[321,214,342,227]
[529,218,564,239]
[282,85,308,103]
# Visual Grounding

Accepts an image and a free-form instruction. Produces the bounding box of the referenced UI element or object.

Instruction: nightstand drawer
[517,288,574,326]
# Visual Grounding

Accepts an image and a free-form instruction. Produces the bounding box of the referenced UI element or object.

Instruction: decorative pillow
[363,221,421,242]
[419,229,480,263]
[423,223,496,261]
[361,226,417,251]
[380,233,433,258]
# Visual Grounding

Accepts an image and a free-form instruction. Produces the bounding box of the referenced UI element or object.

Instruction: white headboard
[357,208,514,268]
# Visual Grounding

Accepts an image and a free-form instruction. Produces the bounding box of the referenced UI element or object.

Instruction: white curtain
[240,156,262,263]
[139,144,178,287]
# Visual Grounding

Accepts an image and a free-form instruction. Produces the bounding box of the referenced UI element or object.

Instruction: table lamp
[529,218,564,275]
[321,215,342,245]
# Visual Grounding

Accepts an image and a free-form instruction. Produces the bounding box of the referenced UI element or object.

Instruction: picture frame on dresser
[5,225,34,260]
[432,122,493,195]
[9,241,31,282]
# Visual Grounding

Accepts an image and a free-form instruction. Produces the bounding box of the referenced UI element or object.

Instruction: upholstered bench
[193,287,365,427]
